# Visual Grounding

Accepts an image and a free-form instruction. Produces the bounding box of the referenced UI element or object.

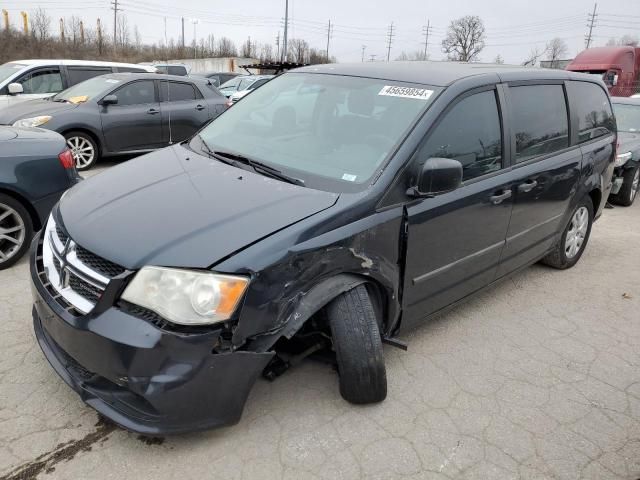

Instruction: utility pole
[386,22,394,62]
[361,45,366,62]
[326,19,332,61]
[276,31,280,60]
[369,54,376,62]
[585,3,597,49]
[192,18,198,59]
[20,11,27,35]
[59,18,65,42]
[282,0,289,62]
[2,10,8,32]
[422,20,432,60]
[111,0,118,53]
[80,20,84,43]
[97,18,103,54]
[181,17,185,49]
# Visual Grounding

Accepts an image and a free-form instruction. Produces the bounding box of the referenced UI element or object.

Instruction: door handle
[489,189,512,205]
[518,180,538,193]
[195,104,205,111]
[147,108,160,115]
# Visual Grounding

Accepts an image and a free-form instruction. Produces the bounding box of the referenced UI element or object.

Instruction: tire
[610,165,639,207]
[64,131,99,171]
[0,193,34,270]
[541,196,594,270]
[326,284,387,404]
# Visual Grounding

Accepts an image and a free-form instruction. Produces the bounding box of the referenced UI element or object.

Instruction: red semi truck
[566,46,640,97]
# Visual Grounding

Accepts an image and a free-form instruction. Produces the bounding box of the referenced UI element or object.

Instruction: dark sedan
[0,126,79,269]
[0,73,229,170]
[609,96,640,206]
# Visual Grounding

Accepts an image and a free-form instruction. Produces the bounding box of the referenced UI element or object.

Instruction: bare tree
[395,51,428,61]
[116,14,130,50]
[522,46,548,67]
[493,54,504,64]
[259,43,274,63]
[287,38,309,63]
[546,38,568,63]
[216,37,237,57]
[30,8,51,42]
[442,15,485,62]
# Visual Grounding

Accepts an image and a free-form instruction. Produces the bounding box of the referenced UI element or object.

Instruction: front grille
[69,274,102,303]
[75,245,125,278]
[41,215,125,315]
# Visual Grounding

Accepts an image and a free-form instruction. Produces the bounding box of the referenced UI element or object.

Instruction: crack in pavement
[0,417,115,480]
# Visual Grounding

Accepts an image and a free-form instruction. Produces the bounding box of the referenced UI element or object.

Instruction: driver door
[401,87,516,328]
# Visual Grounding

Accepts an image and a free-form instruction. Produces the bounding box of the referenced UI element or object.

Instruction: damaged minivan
[31,62,615,434]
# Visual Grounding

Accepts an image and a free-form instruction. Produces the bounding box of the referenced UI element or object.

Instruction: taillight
[58,149,75,169]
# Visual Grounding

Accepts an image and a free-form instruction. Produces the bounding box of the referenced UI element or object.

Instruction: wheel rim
[66,136,95,169]
[631,169,639,203]
[564,206,589,259]
[0,203,26,264]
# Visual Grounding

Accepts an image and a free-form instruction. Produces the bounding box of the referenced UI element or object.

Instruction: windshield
[0,62,27,85]
[613,103,640,133]
[194,72,440,192]
[219,77,244,90]
[53,76,121,103]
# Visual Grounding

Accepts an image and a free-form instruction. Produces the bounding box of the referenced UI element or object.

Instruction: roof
[100,72,212,83]
[294,61,580,87]
[5,59,157,71]
[611,96,640,106]
[567,47,638,70]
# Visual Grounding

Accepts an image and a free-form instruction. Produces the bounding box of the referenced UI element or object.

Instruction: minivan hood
[59,144,339,269]
[0,99,77,125]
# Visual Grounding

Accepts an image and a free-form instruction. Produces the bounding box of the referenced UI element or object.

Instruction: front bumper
[30,234,273,435]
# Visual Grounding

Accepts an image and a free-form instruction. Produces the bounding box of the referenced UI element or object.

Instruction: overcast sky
[2,0,638,63]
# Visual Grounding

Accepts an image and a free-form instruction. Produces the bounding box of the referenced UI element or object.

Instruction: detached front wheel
[327,284,387,404]
[611,165,639,207]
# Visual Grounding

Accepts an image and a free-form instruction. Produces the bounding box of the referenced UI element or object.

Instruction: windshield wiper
[197,135,235,166]
[52,98,68,103]
[213,150,305,187]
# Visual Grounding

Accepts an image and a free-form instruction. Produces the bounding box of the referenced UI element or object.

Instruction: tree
[493,54,504,64]
[30,8,51,42]
[287,38,309,63]
[522,46,548,67]
[216,37,237,57]
[546,37,568,63]
[116,15,130,50]
[607,35,639,47]
[395,51,428,61]
[441,15,485,62]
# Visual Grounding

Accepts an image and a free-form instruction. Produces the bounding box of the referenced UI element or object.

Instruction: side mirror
[7,83,24,95]
[100,94,118,106]
[408,157,463,197]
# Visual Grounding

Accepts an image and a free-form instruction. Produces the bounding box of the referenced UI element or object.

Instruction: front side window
[510,85,569,162]
[570,81,615,143]
[18,68,63,94]
[113,80,156,106]
[416,90,502,181]
[159,81,198,102]
[195,73,441,192]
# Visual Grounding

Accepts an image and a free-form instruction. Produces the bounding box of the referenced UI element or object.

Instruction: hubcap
[0,203,26,264]
[564,206,589,259]
[66,136,95,169]
[631,169,639,203]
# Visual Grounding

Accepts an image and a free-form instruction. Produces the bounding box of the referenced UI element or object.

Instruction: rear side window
[570,82,615,143]
[510,85,569,163]
[114,80,156,105]
[417,90,502,181]
[168,66,187,76]
[159,81,199,101]
[67,67,112,86]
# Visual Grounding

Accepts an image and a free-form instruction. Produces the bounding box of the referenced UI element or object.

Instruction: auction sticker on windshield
[379,85,433,100]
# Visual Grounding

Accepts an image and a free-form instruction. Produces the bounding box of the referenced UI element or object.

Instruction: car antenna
[163,16,173,144]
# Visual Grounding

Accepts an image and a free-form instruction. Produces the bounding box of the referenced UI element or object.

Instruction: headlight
[13,115,52,128]
[614,152,632,167]
[121,266,249,326]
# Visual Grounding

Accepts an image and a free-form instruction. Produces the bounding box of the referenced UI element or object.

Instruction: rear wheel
[327,285,387,404]
[0,193,33,270]
[65,131,98,171]
[611,165,639,207]
[541,197,593,270]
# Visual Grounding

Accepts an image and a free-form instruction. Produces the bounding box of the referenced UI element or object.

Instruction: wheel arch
[588,187,602,213]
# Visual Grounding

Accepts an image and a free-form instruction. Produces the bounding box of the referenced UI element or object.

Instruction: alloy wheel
[66,136,95,169]
[631,168,639,203]
[0,203,26,265]
[564,206,589,259]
